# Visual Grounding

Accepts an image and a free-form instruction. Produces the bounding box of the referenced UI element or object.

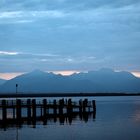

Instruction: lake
[0,96,140,140]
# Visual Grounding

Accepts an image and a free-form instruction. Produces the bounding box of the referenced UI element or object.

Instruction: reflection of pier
[0,98,96,129]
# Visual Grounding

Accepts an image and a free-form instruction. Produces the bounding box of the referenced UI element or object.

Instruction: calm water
[0,96,140,140]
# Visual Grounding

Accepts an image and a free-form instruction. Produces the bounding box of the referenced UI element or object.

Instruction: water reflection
[0,97,140,140]
[0,111,96,130]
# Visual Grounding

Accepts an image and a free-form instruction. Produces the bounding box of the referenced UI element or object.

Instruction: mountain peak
[0,68,140,93]
[30,69,45,74]
[98,68,114,73]
[29,69,57,77]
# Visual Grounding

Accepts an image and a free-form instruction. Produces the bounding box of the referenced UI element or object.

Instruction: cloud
[0,1,140,72]
[0,1,140,27]
[37,55,97,65]
[0,11,21,18]
[0,10,66,19]
[0,0,140,11]
[0,10,67,24]
[14,20,33,23]
[131,72,140,78]
[0,72,24,80]
[0,51,60,59]
[0,51,19,55]
[0,50,96,64]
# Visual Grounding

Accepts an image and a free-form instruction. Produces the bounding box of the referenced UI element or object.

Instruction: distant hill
[0,78,6,85]
[0,69,140,93]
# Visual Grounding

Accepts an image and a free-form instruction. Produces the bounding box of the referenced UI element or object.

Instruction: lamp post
[16,84,18,94]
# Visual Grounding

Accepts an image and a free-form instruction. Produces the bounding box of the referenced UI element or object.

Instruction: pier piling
[67,99,72,114]
[43,99,47,117]
[32,99,36,119]
[53,99,57,115]
[92,100,96,111]
[27,99,31,119]
[2,100,7,121]
[16,99,21,120]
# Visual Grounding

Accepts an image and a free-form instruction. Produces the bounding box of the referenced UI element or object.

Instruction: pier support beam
[53,99,57,115]
[32,99,36,119]
[79,99,82,113]
[16,99,21,120]
[12,100,16,119]
[43,99,47,117]
[67,99,72,114]
[2,100,7,121]
[83,99,88,113]
[59,99,64,115]
[92,100,96,112]
[27,99,31,119]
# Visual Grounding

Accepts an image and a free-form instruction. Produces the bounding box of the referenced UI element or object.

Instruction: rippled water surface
[0,96,140,140]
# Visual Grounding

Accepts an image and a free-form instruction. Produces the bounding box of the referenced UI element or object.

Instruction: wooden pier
[0,98,96,129]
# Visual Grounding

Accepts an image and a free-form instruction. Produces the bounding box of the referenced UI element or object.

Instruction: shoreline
[0,93,140,98]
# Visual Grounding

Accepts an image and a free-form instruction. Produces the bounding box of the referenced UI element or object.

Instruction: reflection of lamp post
[16,84,18,140]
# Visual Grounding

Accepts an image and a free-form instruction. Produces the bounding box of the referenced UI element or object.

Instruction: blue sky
[0,0,140,74]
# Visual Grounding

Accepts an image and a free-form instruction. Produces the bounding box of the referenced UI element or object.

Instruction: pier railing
[0,98,96,129]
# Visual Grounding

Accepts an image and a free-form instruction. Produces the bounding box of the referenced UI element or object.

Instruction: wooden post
[59,99,64,115]
[79,99,82,113]
[92,100,96,112]
[12,100,15,119]
[53,99,57,122]
[16,99,21,120]
[43,99,47,117]
[2,100,7,121]
[42,99,47,125]
[32,99,36,119]
[53,99,57,115]
[67,99,72,114]
[27,99,31,119]
[93,110,96,119]
[79,99,83,120]
[85,99,88,112]
[41,106,43,117]
[83,99,88,113]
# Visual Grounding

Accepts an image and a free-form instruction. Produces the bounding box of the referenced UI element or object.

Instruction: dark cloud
[0,0,140,11]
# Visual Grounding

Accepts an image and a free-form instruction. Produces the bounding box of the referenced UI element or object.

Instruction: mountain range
[0,78,6,85]
[0,68,140,93]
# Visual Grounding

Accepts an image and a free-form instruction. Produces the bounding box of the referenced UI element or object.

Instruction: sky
[0,0,140,79]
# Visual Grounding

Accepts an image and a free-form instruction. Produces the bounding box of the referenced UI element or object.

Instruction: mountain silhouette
[0,68,140,93]
[0,78,6,85]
